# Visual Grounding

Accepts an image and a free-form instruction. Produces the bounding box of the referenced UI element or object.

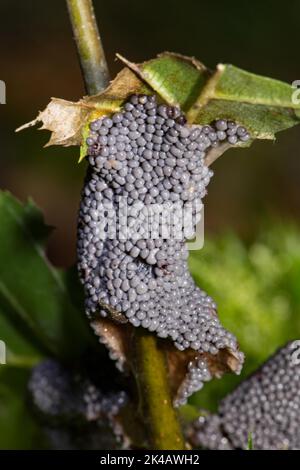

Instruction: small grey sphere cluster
[78,94,247,405]
[188,341,300,450]
[187,413,233,450]
[175,357,213,407]
[28,359,127,424]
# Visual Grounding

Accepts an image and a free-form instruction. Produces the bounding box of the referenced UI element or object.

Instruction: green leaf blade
[187,63,300,138]
[0,307,43,368]
[0,191,91,360]
[19,52,300,158]
[216,65,300,110]
[193,99,299,139]
[140,53,208,111]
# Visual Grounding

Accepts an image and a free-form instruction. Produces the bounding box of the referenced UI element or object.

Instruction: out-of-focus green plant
[189,221,300,410]
[0,191,95,449]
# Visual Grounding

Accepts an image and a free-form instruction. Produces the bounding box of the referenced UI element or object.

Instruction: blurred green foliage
[189,221,300,410]
[0,367,47,449]
[0,192,94,449]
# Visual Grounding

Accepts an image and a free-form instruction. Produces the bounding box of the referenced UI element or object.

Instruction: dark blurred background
[0,0,299,268]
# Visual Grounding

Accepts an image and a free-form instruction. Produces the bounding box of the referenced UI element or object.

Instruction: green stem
[134,331,185,450]
[66,0,185,450]
[66,0,109,94]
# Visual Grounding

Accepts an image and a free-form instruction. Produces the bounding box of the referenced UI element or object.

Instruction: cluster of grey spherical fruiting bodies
[189,341,300,450]
[28,359,127,423]
[77,94,248,405]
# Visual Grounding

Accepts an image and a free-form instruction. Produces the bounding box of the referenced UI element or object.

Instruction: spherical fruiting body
[188,342,300,450]
[28,359,127,423]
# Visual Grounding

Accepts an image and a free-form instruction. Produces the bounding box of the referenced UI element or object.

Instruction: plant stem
[66,0,109,94]
[66,0,185,450]
[134,331,186,449]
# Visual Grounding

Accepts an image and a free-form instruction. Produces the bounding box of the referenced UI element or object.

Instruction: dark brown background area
[0,0,299,267]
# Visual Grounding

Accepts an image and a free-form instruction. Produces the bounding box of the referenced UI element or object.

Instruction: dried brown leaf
[164,341,243,404]
[90,317,133,372]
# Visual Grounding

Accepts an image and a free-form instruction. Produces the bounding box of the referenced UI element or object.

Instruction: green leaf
[0,191,92,360]
[121,54,300,139]
[187,64,300,138]
[0,306,43,367]
[19,53,300,157]
[137,53,209,111]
